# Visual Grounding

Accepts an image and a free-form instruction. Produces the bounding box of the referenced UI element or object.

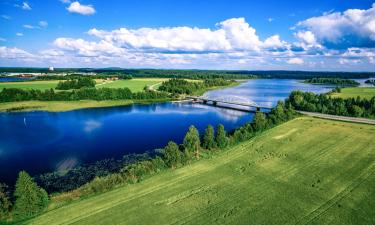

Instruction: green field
[97,78,168,92]
[0,80,59,90]
[27,117,375,225]
[331,87,375,99]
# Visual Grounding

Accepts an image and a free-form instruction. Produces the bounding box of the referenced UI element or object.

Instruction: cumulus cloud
[287,58,304,64]
[296,4,375,48]
[86,18,282,53]
[0,46,34,59]
[54,38,124,56]
[67,2,95,15]
[16,32,23,36]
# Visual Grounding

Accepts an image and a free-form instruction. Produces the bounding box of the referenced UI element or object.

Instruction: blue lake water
[0,79,333,184]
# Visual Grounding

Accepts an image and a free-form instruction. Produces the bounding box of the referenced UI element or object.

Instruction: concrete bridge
[186,96,273,113]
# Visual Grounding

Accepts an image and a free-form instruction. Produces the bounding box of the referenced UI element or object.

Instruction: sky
[1,0,375,71]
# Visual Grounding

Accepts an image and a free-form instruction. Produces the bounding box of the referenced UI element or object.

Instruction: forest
[158,78,233,95]
[286,91,375,118]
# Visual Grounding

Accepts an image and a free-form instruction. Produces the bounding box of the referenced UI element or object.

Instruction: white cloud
[338,58,361,65]
[67,2,96,15]
[268,18,274,22]
[0,46,34,59]
[18,2,32,10]
[60,0,71,3]
[0,38,6,42]
[287,58,304,64]
[294,31,317,45]
[54,38,124,56]
[1,15,11,20]
[87,18,279,53]
[16,32,24,36]
[39,21,48,28]
[297,4,375,48]
[23,24,35,29]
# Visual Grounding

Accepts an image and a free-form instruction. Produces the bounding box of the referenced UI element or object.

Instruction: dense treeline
[0,87,170,102]
[230,70,372,79]
[3,68,373,79]
[0,101,297,222]
[56,77,96,90]
[158,78,233,95]
[365,79,375,85]
[304,78,359,86]
[287,91,375,118]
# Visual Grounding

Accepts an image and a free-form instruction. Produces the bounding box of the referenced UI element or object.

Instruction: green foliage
[365,79,375,85]
[304,77,360,86]
[202,125,216,150]
[252,112,267,131]
[13,171,49,219]
[215,124,228,149]
[163,141,182,168]
[0,87,170,102]
[0,183,11,220]
[158,78,232,95]
[287,90,375,118]
[56,77,96,90]
[183,125,201,157]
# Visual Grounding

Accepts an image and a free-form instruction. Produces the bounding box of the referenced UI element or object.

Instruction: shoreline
[0,81,241,113]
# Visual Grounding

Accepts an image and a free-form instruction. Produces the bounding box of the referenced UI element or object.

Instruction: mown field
[96,78,168,92]
[27,117,375,225]
[0,80,59,90]
[331,87,375,99]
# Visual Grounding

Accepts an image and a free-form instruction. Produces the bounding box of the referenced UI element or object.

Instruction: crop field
[97,78,168,92]
[0,80,59,90]
[28,117,375,225]
[331,87,375,99]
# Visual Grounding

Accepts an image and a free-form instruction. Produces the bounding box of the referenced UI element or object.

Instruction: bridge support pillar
[203,100,207,104]
[213,101,217,106]
[256,107,260,112]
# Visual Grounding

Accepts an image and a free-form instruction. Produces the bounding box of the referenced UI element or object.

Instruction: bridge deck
[186,96,273,110]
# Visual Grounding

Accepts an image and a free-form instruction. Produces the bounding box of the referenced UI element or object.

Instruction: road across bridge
[186,96,273,112]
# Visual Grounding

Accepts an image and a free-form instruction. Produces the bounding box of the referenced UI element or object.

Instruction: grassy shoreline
[330,87,375,99]
[0,99,172,113]
[0,80,240,113]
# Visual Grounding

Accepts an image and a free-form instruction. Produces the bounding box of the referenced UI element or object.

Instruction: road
[298,111,375,125]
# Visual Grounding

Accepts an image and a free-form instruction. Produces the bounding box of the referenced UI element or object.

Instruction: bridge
[186,96,273,113]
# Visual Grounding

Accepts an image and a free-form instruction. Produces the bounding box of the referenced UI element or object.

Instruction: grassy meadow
[0,80,60,90]
[27,117,375,225]
[331,87,375,99]
[96,78,168,92]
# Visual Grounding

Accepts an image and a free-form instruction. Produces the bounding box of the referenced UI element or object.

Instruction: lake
[0,79,332,184]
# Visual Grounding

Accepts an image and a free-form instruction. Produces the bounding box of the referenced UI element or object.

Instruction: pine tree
[216,124,228,149]
[163,141,181,168]
[0,183,11,220]
[202,125,216,150]
[252,112,267,131]
[13,171,49,218]
[183,125,201,158]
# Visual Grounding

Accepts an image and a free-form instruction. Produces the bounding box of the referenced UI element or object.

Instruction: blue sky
[1,0,375,70]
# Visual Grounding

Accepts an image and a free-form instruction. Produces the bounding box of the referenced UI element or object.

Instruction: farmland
[331,87,375,99]
[28,117,375,225]
[96,78,168,92]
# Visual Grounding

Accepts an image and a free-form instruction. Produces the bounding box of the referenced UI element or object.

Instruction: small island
[304,77,360,86]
